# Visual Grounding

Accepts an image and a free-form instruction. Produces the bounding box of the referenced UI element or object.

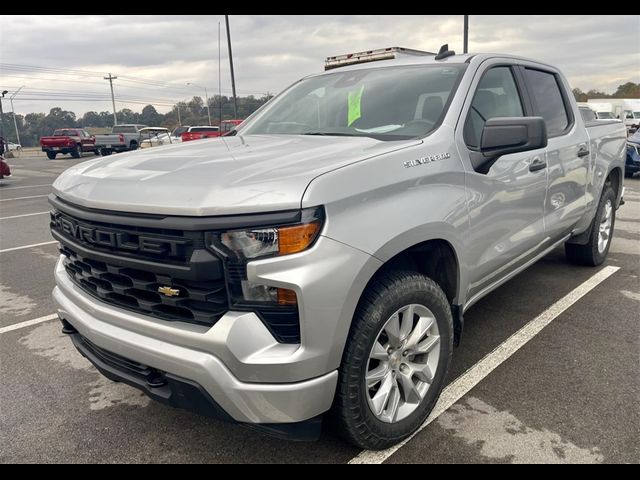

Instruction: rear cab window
[190,127,219,133]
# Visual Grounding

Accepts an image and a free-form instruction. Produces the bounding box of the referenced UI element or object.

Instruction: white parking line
[0,194,49,202]
[0,211,49,220]
[0,241,58,253]
[0,184,51,191]
[349,265,620,464]
[0,314,59,335]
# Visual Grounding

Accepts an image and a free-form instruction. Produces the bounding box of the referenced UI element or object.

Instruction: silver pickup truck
[94,124,148,155]
[50,47,626,450]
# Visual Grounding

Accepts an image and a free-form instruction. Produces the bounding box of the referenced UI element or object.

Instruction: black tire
[333,270,453,450]
[565,185,616,266]
[71,144,82,159]
[100,148,112,156]
[46,151,57,160]
[625,170,634,179]
[129,141,138,151]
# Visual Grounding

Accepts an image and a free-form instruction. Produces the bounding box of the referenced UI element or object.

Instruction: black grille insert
[62,246,227,327]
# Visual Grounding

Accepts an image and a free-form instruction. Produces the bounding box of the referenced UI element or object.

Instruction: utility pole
[225,15,238,119]
[176,104,181,126]
[0,90,7,153]
[463,15,469,54]
[10,86,24,146]
[104,73,118,126]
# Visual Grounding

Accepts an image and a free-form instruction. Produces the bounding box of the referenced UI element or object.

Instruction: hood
[53,134,420,216]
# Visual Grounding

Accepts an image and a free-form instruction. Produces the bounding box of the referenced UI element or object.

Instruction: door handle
[529,158,547,172]
[577,147,590,158]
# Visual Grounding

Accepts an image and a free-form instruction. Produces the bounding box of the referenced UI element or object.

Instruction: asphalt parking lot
[0,152,638,464]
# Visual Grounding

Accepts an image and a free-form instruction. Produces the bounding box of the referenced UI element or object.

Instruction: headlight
[208,207,324,311]
[219,207,324,261]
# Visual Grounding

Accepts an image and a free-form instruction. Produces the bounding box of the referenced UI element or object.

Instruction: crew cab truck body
[94,124,147,155]
[50,49,626,449]
[40,128,97,159]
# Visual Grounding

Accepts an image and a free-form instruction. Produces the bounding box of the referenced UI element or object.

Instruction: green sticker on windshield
[347,85,364,127]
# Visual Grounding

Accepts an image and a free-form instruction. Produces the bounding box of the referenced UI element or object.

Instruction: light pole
[187,82,212,126]
[463,15,469,54]
[10,86,24,146]
[0,90,7,153]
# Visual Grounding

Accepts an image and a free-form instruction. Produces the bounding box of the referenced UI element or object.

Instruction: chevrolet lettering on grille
[51,211,189,256]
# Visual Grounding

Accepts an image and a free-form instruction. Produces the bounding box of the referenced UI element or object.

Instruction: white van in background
[589,98,640,130]
[585,101,615,119]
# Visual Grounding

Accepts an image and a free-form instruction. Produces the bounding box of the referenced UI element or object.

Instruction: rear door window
[524,68,571,137]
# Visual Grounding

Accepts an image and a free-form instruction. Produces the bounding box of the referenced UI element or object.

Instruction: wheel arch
[340,232,464,358]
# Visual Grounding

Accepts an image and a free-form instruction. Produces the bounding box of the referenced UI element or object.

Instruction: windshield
[172,126,189,137]
[634,112,640,118]
[597,112,614,119]
[240,64,467,140]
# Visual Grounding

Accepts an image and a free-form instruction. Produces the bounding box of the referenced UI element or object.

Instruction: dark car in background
[626,130,640,178]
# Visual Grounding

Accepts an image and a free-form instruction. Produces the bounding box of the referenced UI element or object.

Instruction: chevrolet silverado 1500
[51,46,626,449]
[40,128,97,159]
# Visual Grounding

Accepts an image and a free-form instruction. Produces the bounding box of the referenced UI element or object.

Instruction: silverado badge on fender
[158,286,181,297]
[403,153,451,168]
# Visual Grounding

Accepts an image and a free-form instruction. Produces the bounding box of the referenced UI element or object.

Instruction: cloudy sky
[1,15,638,116]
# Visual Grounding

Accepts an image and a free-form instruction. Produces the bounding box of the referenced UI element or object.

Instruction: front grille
[52,198,302,343]
[62,245,227,326]
[51,210,199,265]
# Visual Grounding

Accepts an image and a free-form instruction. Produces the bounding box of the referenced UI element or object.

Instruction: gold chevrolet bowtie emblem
[158,286,180,297]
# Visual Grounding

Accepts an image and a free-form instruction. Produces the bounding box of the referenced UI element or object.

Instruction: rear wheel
[71,144,82,158]
[129,141,138,151]
[625,170,634,179]
[333,270,453,450]
[46,151,57,160]
[565,185,616,266]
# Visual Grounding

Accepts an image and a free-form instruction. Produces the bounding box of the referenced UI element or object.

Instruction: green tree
[572,88,587,102]
[139,105,161,126]
[613,82,640,98]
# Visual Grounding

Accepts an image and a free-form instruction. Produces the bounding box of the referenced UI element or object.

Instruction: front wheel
[565,185,616,266]
[333,270,453,450]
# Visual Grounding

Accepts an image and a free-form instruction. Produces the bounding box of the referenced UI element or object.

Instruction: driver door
[455,62,549,304]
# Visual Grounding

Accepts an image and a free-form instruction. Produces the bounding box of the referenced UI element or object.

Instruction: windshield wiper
[303,132,360,137]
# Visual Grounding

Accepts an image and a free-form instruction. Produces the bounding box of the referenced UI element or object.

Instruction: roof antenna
[435,44,455,60]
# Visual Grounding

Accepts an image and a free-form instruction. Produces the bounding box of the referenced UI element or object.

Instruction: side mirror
[471,117,547,173]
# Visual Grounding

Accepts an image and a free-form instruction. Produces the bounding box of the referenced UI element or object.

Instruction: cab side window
[464,67,524,149]
[524,68,570,137]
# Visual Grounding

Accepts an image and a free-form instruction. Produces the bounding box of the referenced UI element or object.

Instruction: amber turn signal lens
[278,221,321,255]
[277,288,298,306]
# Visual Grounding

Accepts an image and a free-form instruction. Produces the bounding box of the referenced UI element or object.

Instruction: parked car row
[38,120,244,159]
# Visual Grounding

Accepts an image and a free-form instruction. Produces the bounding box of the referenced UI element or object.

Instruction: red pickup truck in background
[180,126,220,142]
[40,128,98,159]
[219,119,242,134]
[180,120,243,142]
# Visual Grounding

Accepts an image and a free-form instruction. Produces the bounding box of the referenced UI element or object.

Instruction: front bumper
[54,278,337,424]
[53,234,380,424]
